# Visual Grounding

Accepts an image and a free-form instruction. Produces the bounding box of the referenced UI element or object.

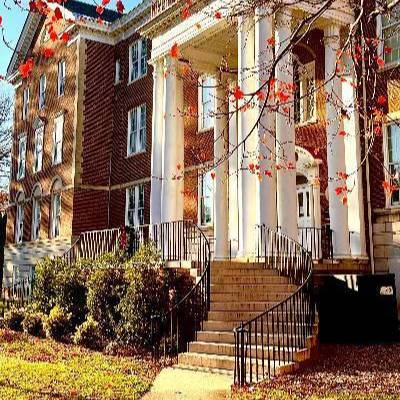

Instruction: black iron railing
[130,220,211,359]
[61,228,121,266]
[234,225,315,385]
[298,226,333,261]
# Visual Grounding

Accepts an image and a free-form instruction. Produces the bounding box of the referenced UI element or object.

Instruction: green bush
[86,256,128,339]
[22,311,44,337]
[3,308,25,332]
[44,305,72,341]
[73,316,103,350]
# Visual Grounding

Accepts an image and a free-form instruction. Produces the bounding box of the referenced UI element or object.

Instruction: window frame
[198,75,215,132]
[17,135,26,181]
[198,170,214,227]
[115,59,121,84]
[52,114,64,165]
[50,186,62,239]
[127,104,146,156]
[15,195,24,244]
[57,60,66,96]
[31,190,41,241]
[33,126,44,174]
[125,184,145,226]
[128,38,147,83]
[380,6,400,69]
[22,87,29,121]
[39,74,46,110]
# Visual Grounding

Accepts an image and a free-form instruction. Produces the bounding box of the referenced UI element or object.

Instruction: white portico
[142,0,367,261]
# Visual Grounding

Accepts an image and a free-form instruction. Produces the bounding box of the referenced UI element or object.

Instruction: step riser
[210,302,277,311]
[211,269,279,277]
[211,284,297,293]
[211,292,289,302]
[204,320,313,333]
[211,276,290,285]
[208,311,308,322]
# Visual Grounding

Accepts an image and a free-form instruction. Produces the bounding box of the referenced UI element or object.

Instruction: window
[15,192,24,244]
[115,59,121,84]
[39,74,46,109]
[125,184,144,226]
[294,61,316,125]
[199,76,215,131]
[199,171,213,226]
[385,123,400,205]
[33,126,44,173]
[31,186,41,241]
[127,104,146,155]
[52,114,64,165]
[17,135,26,180]
[58,60,66,96]
[50,180,62,238]
[382,6,400,64]
[22,88,29,120]
[129,39,147,82]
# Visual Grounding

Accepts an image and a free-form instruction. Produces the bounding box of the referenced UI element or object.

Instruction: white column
[161,57,184,223]
[275,10,297,240]
[324,24,351,256]
[342,55,367,257]
[150,60,164,225]
[214,73,229,259]
[255,7,277,230]
[237,15,258,258]
[228,80,239,257]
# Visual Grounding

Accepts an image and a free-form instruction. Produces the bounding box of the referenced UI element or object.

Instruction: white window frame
[129,39,147,83]
[33,126,44,174]
[15,195,24,244]
[127,104,146,156]
[17,135,26,180]
[39,74,46,110]
[383,119,400,207]
[58,60,66,96]
[115,59,121,84]
[198,170,214,227]
[31,192,41,241]
[52,114,64,165]
[51,190,61,238]
[294,61,316,126]
[125,184,145,226]
[380,6,400,68]
[198,75,215,132]
[22,88,29,120]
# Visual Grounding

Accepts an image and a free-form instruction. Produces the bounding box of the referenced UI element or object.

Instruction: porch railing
[61,228,121,266]
[234,225,315,385]
[1,274,34,316]
[298,226,333,261]
[130,220,211,359]
[151,0,178,18]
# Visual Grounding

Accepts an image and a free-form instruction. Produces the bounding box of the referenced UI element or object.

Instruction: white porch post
[228,80,239,257]
[343,55,367,257]
[275,10,297,240]
[255,7,277,230]
[237,15,258,257]
[150,60,164,225]
[324,24,351,256]
[214,73,229,259]
[161,57,184,223]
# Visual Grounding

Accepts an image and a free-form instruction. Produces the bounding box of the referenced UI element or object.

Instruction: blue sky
[0,0,142,95]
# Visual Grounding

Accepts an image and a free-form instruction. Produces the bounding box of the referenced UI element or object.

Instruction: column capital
[275,9,292,27]
[323,24,341,45]
[152,58,164,76]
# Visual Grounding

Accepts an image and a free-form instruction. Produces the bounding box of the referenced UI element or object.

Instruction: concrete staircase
[177,259,317,378]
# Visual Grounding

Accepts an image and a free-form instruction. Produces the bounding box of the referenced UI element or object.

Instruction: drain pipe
[361,38,375,274]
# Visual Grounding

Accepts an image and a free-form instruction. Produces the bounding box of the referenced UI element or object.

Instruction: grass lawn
[232,344,400,400]
[0,329,160,399]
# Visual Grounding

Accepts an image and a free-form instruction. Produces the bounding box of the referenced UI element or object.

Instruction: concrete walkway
[143,367,233,400]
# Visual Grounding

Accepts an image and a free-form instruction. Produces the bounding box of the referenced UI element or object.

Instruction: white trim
[33,125,44,174]
[125,183,145,226]
[198,170,214,227]
[17,135,26,181]
[128,38,148,84]
[127,103,147,156]
[52,114,64,165]
[295,60,317,126]
[198,75,215,132]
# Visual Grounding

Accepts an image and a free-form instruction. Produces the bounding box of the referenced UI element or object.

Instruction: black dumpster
[318,273,399,343]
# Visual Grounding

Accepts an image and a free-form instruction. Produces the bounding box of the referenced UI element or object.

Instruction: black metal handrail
[129,220,211,359]
[298,225,333,261]
[234,225,315,385]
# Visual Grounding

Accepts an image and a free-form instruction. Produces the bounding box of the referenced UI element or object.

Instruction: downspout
[361,38,375,274]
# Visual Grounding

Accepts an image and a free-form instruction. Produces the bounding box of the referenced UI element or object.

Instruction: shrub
[3,308,25,332]
[73,316,103,350]
[44,305,72,341]
[86,257,128,339]
[22,311,44,337]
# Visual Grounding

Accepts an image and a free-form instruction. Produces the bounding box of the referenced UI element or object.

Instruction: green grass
[0,329,159,399]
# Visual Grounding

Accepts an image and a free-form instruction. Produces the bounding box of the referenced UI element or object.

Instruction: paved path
[143,367,233,400]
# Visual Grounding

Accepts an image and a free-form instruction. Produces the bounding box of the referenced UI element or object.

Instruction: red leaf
[54,6,63,20]
[376,57,385,67]
[102,0,110,4]
[19,58,34,79]
[210,171,216,180]
[41,47,55,58]
[377,95,387,106]
[49,30,58,42]
[96,5,104,15]
[181,6,190,19]
[341,196,348,205]
[0,16,3,27]
[215,11,221,19]
[233,86,244,100]
[61,32,70,43]
[266,36,275,46]
[338,130,347,137]
[170,43,179,58]
[384,46,392,54]
[256,91,265,101]
[116,0,124,14]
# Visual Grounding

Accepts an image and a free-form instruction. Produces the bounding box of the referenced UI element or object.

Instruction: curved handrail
[234,225,315,385]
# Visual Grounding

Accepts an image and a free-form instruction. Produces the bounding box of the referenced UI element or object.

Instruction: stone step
[210,291,290,302]
[207,310,308,322]
[210,301,278,312]
[210,283,297,294]
[211,268,279,277]
[212,261,267,269]
[211,275,290,285]
[188,341,301,361]
[178,352,296,376]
